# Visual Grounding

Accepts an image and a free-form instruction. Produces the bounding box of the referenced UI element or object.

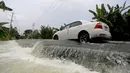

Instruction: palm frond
[96,4,101,17]
[0,22,9,26]
[101,4,108,17]
[120,1,130,12]
[0,1,12,11]
[116,4,120,9]
[99,17,113,27]
[121,5,130,12]
[122,1,126,9]
[89,10,97,18]
[107,4,112,11]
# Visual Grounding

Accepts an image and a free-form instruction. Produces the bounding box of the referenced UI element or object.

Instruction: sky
[0,0,130,34]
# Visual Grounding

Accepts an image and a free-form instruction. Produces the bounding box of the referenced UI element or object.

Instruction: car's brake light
[94,23,102,29]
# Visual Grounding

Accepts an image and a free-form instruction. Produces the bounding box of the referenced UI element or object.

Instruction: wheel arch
[53,34,59,39]
[78,30,90,39]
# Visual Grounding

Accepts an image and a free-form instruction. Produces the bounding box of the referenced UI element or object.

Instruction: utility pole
[32,23,35,31]
[9,12,14,39]
[32,23,35,39]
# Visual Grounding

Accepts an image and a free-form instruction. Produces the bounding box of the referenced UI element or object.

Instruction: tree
[53,27,59,33]
[10,27,20,39]
[32,30,41,39]
[0,1,12,11]
[89,2,130,40]
[0,1,13,40]
[0,22,9,40]
[124,9,130,26]
[24,29,33,39]
[40,25,58,39]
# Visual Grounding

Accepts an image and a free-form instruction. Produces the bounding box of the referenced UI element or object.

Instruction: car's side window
[69,21,82,28]
[62,25,70,30]
[64,25,69,29]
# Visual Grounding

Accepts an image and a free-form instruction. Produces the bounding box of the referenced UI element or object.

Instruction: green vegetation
[0,1,13,40]
[0,1,12,11]
[1,1,130,41]
[23,29,33,39]
[89,1,130,40]
[0,22,9,40]
[10,27,20,39]
[32,30,41,39]
[21,26,59,39]
[40,26,54,39]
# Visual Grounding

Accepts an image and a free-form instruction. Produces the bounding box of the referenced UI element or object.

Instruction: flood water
[0,40,130,73]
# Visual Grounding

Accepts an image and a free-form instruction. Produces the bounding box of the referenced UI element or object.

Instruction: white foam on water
[0,40,99,73]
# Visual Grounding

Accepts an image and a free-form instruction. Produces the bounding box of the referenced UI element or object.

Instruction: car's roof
[79,20,91,24]
[66,20,92,26]
[79,20,90,23]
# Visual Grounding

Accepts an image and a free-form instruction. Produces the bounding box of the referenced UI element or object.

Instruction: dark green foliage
[40,26,59,39]
[0,22,10,40]
[89,2,130,40]
[0,1,12,11]
[10,27,20,39]
[21,26,59,39]
[24,29,33,39]
[0,1,12,40]
[32,30,41,39]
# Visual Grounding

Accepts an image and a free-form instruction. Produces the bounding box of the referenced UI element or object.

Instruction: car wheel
[78,32,89,44]
[53,35,59,40]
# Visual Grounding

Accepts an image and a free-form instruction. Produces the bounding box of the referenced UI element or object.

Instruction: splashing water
[0,40,99,73]
[32,40,130,73]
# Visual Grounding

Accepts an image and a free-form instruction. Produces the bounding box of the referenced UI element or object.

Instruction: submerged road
[16,39,130,53]
[1,40,129,73]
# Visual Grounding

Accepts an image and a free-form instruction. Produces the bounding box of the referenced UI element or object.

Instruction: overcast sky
[0,0,130,34]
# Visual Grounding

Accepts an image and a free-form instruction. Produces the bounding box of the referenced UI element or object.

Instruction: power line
[4,11,11,21]
[42,1,60,17]
[35,0,60,23]
[35,0,58,22]
[37,0,67,22]
[5,12,21,34]
[32,23,35,31]
[43,0,59,14]
[13,13,21,34]
[42,0,60,16]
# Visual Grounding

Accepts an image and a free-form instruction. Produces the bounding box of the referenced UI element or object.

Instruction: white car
[53,20,111,43]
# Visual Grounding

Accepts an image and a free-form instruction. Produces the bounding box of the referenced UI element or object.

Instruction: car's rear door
[68,21,82,39]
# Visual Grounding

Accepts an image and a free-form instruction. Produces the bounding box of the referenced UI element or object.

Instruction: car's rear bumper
[90,29,112,40]
[91,37,111,41]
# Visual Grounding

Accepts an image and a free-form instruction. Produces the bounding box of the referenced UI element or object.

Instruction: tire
[53,35,59,40]
[78,32,89,43]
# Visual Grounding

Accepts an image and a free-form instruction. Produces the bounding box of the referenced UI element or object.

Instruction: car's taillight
[94,23,102,29]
